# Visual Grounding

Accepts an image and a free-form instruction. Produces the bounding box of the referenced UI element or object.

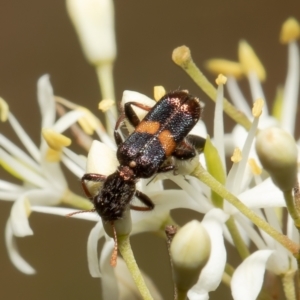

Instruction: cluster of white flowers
[0,1,300,299]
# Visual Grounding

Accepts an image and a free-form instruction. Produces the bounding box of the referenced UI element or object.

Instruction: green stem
[281,271,297,300]
[226,216,250,259]
[294,180,300,213]
[96,62,117,136]
[225,263,235,277]
[172,46,252,131]
[176,289,187,300]
[222,272,231,287]
[192,164,300,256]
[284,190,300,229]
[118,235,153,300]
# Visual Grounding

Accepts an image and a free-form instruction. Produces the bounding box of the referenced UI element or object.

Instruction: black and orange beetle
[75,90,205,265]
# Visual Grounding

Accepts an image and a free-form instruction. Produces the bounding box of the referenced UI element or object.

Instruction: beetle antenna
[66,209,95,217]
[110,222,118,267]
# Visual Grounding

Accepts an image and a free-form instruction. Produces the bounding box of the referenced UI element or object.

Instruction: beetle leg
[114,113,126,146]
[172,135,206,160]
[81,173,107,199]
[157,164,176,173]
[124,101,152,127]
[130,190,154,211]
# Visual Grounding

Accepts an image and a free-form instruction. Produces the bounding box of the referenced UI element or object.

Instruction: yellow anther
[205,59,243,78]
[77,107,99,135]
[248,158,262,175]
[154,86,166,101]
[42,128,71,151]
[215,74,227,85]
[280,17,300,44]
[231,148,242,163]
[45,148,62,162]
[98,99,115,112]
[238,40,266,81]
[0,97,9,122]
[252,98,264,118]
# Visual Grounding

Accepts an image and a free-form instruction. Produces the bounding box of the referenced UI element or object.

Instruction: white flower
[0,75,87,273]
[204,17,300,299]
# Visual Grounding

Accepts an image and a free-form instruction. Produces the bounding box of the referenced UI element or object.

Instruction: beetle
[70,90,204,266]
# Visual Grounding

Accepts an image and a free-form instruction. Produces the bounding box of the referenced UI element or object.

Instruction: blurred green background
[0,1,299,299]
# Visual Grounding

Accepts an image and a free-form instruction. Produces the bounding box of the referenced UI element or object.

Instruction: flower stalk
[191,163,300,256]
[118,234,153,300]
[284,190,300,229]
[281,270,297,300]
[225,217,250,259]
[172,46,252,130]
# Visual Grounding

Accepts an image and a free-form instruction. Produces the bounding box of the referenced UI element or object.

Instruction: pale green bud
[170,220,211,292]
[66,0,116,65]
[255,127,298,191]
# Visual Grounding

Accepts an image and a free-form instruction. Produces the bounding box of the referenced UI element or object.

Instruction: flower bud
[66,0,116,65]
[86,140,118,196]
[170,220,211,292]
[255,127,298,191]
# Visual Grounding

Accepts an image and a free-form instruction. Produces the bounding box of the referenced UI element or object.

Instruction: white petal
[0,148,48,188]
[214,83,226,171]
[0,179,24,192]
[121,90,155,132]
[37,75,55,128]
[121,90,155,109]
[281,41,299,135]
[5,220,36,274]
[188,209,228,297]
[234,214,266,250]
[0,134,41,173]
[0,191,24,201]
[228,116,259,197]
[0,180,25,200]
[169,175,213,213]
[52,109,84,133]
[248,71,268,116]
[238,178,285,208]
[7,113,40,162]
[231,250,273,300]
[61,153,85,178]
[11,189,62,237]
[131,190,200,234]
[39,145,68,191]
[26,188,61,206]
[63,147,86,171]
[87,221,104,277]
[226,76,252,118]
[189,120,207,137]
[10,196,33,237]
